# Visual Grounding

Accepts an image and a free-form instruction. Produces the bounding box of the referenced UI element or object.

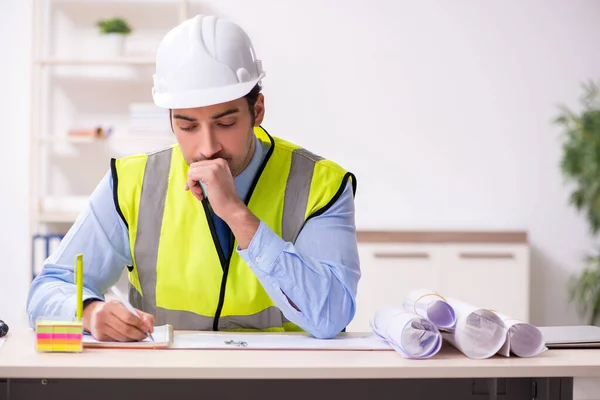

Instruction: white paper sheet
[492,312,547,357]
[370,307,442,359]
[83,325,171,347]
[172,332,392,350]
[442,297,507,359]
[402,289,457,329]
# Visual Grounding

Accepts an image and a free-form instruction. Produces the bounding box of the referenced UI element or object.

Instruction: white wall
[0,0,32,327]
[1,0,600,329]
[209,0,600,327]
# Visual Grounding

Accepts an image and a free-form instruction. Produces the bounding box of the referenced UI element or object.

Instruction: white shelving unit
[37,57,157,66]
[29,0,193,277]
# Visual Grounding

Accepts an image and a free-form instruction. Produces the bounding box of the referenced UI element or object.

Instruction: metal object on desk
[0,320,8,338]
[224,339,248,347]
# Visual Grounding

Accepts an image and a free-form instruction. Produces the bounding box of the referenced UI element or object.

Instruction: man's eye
[179,126,196,132]
[218,121,236,128]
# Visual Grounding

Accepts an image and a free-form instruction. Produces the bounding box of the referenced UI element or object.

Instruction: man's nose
[198,128,222,159]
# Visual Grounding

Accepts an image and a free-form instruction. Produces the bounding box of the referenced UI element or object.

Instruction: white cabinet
[438,244,530,322]
[347,244,443,332]
[346,232,530,332]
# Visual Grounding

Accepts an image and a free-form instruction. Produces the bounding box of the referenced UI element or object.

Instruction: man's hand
[83,300,154,342]
[186,158,244,219]
[185,158,259,249]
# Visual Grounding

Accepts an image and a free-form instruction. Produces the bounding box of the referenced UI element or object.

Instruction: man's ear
[253,93,265,126]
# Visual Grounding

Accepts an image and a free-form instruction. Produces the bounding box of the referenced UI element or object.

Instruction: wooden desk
[0,330,597,400]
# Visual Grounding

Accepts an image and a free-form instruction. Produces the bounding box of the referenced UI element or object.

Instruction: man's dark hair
[245,83,262,125]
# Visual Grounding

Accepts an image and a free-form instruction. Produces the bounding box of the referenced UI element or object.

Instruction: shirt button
[255,256,262,263]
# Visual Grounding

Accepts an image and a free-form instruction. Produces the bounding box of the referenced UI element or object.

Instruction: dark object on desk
[0,320,8,338]
[538,325,600,348]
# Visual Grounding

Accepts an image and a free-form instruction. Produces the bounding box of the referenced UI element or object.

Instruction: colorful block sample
[36,319,83,352]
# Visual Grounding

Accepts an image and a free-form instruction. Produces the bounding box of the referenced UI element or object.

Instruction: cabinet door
[438,244,530,322]
[346,243,443,332]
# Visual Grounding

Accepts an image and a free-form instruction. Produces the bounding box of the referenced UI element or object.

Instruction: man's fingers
[106,315,148,342]
[109,302,150,338]
[92,320,129,342]
[107,302,151,341]
[185,178,204,201]
[136,309,155,333]
[110,302,143,327]
[187,162,221,184]
[139,313,155,333]
[89,302,154,342]
[102,324,130,342]
[186,161,225,194]
[191,184,204,200]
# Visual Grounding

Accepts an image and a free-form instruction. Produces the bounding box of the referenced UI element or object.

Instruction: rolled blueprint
[442,297,507,359]
[370,307,442,359]
[492,311,547,358]
[402,289,457,329]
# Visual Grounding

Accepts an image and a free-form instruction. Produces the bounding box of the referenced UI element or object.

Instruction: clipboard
[170,331,393,351]
[82,327,392,351]
[83,324,174,349]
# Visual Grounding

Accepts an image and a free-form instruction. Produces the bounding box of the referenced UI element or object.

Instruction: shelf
[51,0,183,5]
[36,57,156,66]
[30,0,189,238]
[38,212,80,223]
[38,196,87,223]
[38,135,175,144]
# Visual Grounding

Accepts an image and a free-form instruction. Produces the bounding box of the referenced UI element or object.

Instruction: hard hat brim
[152,75,263,109]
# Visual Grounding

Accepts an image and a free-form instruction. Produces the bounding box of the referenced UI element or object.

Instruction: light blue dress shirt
[26,134,361,339]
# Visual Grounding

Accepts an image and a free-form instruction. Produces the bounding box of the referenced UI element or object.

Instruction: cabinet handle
[374,252,430,259]
[459,252,514,259]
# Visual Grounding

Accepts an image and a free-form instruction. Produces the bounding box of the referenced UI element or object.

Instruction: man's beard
[193,156,236,176]
[192,153,230,164]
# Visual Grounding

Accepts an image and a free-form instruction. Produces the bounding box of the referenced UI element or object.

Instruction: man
[27,15,360,341]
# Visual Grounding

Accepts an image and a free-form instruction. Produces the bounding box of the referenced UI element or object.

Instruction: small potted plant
[555,80,600,325]
[96,17,132,57]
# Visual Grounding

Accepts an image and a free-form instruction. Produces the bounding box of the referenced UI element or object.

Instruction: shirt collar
[234,134,267,201]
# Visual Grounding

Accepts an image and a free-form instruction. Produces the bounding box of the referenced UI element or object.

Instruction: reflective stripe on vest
[129,146,322,330]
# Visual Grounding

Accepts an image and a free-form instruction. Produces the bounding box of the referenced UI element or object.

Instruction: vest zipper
[212,233,236,331]
[207,128,276,332]
[201,198,231,331]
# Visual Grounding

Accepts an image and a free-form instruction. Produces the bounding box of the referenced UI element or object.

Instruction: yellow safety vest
[111,126,356,331]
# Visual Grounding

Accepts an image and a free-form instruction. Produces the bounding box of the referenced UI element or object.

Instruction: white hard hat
[152,15,265,109]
